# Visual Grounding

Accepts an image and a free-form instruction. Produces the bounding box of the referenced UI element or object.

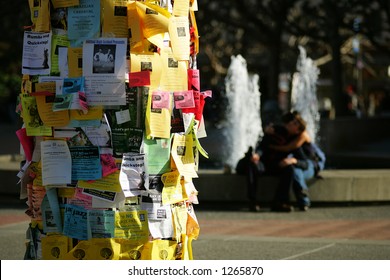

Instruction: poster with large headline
[22,31,52,75]
[82,38,128,106]
[67,0,101,47]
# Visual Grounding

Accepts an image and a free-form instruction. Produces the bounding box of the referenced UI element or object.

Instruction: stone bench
[194,169,390,203]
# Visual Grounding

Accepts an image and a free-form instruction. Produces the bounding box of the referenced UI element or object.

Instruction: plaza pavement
[1,194,390,260]
[192,202,390,260]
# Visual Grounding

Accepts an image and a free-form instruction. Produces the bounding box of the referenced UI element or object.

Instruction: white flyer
[22,31,52,75]
[41,139,72,186]
[82,38,128,106]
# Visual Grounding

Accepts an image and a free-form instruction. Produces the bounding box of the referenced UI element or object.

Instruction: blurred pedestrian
[236,146,263,212]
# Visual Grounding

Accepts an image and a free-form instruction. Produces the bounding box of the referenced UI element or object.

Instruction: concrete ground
[1,194,390,260]
[192,203,390,260]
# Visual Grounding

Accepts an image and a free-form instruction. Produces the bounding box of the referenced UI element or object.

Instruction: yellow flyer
[51,29,70,74]
[168,16,190,61]
[41,235,70,260]
[189,10,199,55]
[34,81,56,95]
[150,239,177,260]
[63,238,120,260]
[173,0,189,16]
[171,133,198,178]
[20,94,53,137]
[78,170,122,192]
[186,203,200,240]
[29,0,50,32]
[51,0,79,8]
[88,238,121,260]
[161,170,187,205]
[117,239,145,260]
[114,210,149,241]
[135,1,171,48]
[102,0,129,38]
[29,161,43,186]
[69,106,103,121]
[67,47,83,78]
[179,234,193,260]
[127,1,144,52]
[171,203,188,241]
[145,89,171,139]
[21,75,32,94]
[190,117,208,158]
[35,94,70,127]
[130,53,162,89]
[57,187,76,198]
[159,47,188,91]
[35,81,70,127]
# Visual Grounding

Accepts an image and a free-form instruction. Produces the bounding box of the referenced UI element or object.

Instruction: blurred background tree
[0,2,29,122]
[196,0,390,123]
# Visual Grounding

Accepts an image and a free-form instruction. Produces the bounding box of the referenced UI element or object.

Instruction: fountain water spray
[291,46,320,142]
[224,55,263,170]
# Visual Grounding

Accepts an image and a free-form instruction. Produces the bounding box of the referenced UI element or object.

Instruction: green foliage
[0,74,21,100]
[0,0,29,120]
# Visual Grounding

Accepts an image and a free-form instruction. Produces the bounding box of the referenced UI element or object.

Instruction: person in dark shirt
[255,111,315,212]
[236,146,263,212]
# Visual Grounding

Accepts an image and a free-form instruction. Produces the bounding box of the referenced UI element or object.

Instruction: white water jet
[223,55,263,169]
[291,46,320,142]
